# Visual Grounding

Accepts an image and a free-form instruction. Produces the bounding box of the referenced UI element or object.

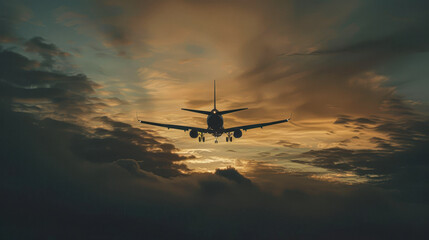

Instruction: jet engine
[189,129,199,138]
[233,129,242,138]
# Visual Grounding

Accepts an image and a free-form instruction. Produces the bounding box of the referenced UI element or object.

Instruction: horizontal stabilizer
[181,108,211,115]
[218,108,248,115]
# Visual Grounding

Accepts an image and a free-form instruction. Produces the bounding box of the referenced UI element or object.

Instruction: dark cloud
[297,117,429,206]
[72,116,190,178]
[3,108,427,239]
[333,115,352,124]
[3,62,426,238]
[2,74,429,240]
[277,139,301,148]
[24,37,71,68]
[0,45,190,178]
[375,119,429,147]
[0,48,100,116]
[215,167,252,186]
[297,147,378,173]
[370,136,394,150]
[114,159,159,180]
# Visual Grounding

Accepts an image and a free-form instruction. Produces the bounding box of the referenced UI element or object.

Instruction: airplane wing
[138,120,212,133]
[223,118,290,132]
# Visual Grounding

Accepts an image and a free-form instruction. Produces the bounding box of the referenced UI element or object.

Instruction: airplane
[137,80,291,143]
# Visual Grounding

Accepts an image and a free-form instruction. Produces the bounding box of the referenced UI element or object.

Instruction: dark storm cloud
[2,71,428,240]
[73,116,190,177]
[0,45,190,177]
[380,97,417,116]
[24,37,71,68]
[297,147,383,173]
[298,137,429,203]
[297,117,429,205]
[370,136,394,150]
[3,108,428,239]
[215,167,253,186]
[114,159,159,180]
[0,49,100,116]
[375,118,429,146]
[2,56,427,238]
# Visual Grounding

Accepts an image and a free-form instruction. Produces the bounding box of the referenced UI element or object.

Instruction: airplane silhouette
[138,81,291,143]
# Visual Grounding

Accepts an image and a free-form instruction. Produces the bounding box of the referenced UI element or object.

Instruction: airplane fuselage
[207,109,224,135]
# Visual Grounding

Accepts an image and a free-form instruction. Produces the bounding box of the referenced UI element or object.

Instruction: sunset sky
[1,0,429,239]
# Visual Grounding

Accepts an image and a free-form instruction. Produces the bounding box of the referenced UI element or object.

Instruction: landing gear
[226,133,233,142]
[215,137,218,144]
[198,133,205,143]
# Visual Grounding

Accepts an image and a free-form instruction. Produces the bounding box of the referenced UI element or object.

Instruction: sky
[1,0,429,239]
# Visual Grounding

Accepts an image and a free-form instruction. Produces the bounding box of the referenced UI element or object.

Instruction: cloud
[277,140,302,148]
[24,37,71,68]
[72,116,191,177]
[0,49,100,117]
[2,107,427,238]
[1,42,191,178]
[297,147,382,173]
[296,116,429,203]
[334,115,379,125]
[114,159,159,180]
[215,167,253,186]
[2,43,427,238]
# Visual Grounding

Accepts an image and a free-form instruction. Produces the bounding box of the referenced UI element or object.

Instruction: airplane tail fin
[218,108,248,115]
[182,80,246,115]
[214,80,216,109]
[181,80,216,115]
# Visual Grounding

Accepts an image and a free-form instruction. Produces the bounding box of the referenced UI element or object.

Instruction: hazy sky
[1,0,429,239]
